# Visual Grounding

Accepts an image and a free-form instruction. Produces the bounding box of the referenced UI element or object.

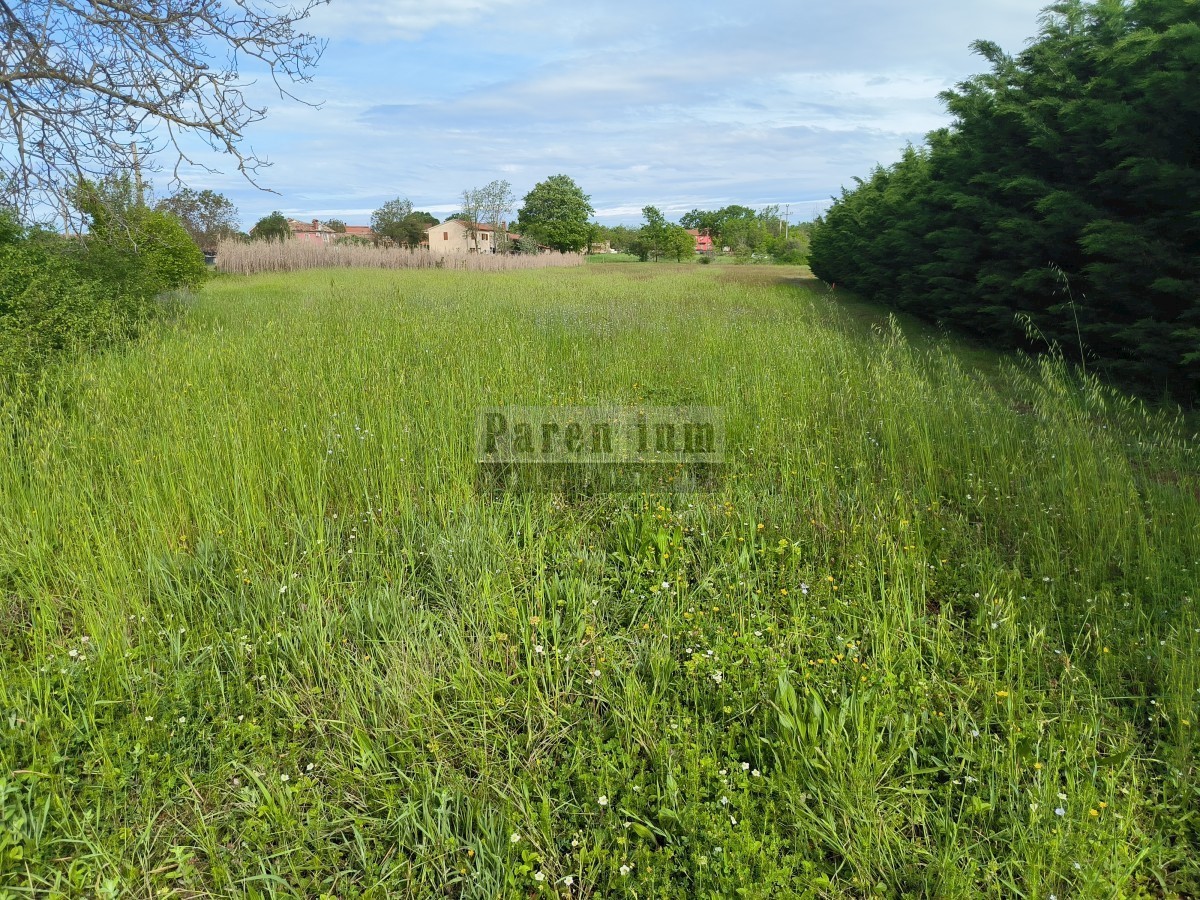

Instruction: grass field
[1,265,1197,898]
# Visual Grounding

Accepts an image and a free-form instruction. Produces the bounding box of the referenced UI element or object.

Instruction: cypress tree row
[810,0,1200,401]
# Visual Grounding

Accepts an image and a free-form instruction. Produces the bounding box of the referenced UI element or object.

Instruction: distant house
[686,228,714,253]
[337,225,375,242]
[288,218,336,245]
[424,218,508,254]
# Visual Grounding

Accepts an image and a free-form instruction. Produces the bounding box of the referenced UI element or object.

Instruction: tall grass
[0,266,1197,898]
[214,239,584,275]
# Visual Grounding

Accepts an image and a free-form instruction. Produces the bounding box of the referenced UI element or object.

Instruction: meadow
[0,265,1197,899]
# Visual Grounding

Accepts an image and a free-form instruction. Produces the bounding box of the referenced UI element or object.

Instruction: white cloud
[308,0,518,40]
[198,0,1055,227]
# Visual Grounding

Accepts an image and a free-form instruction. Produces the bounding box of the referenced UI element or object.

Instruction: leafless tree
[0,0,327,222]
[459,180,514,254]
[459,186,484,252]
[479,179,514,253]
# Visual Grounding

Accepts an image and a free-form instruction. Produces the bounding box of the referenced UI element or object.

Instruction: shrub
[0,182,203,394]
[74,179,206,297]
[0,234,117,391]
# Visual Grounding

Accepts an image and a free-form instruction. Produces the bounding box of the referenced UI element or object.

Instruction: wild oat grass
[214,239,584,275]
[0,265,1196,898]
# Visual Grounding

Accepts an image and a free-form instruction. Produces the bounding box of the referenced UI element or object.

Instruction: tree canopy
[809,0,1200,401]
[249,211,290,242]
[517,175,593,252]
[371,198,436,248]
[156,189,240,251]
[371,198,413,245]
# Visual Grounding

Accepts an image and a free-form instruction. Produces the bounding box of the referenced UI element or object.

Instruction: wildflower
[562,875,575,886]
[800,583,809,595]
[1098,801,1108,808]
[741,762,750,771]
[306,763,314,771]
[280,774,289,782]
[144,716,154,722]
[752,769,761,777]
[1057,792,1068,801]
[1054,807,1065,817]
[510,832,521,843]
[68,648,79,659]
[1089,808,1099,817]
[529,616,541,626]
[720,796,730,806]
[534,644,545,655]
[598,795,609,806]
[620,864,631,876]
[995,690,1009,698]
[534,872,545,882]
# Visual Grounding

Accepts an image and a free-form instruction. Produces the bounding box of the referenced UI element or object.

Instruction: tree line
[245,175,596,253]
[809,0,1199,402]
[245,180,811,263]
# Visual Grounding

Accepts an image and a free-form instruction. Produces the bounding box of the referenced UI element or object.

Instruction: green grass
[584,253,643,263]
[1,266,1197,898]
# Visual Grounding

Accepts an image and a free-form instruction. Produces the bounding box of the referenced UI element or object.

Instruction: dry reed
[214,239,585,275]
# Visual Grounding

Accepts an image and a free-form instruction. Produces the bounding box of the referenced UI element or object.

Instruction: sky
[169,0,1054,229]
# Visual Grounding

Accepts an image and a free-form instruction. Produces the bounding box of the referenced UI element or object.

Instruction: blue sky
[173,0,1053,229]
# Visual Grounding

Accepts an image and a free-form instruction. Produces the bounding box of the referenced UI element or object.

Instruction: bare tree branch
[0,0,327,222]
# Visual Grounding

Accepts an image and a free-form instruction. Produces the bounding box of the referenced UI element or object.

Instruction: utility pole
[784,204,790,240]
[130,142,144,207]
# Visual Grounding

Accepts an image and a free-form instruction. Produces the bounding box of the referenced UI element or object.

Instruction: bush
[0,183,203,394]
[74,179,206,298]
[0,234,115,391]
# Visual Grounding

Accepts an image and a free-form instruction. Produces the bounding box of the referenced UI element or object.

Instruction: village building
[339,225,375,241]
[686,228,715,253]
[288,219,375,244]
[424,219,512,254]
[287,218,336,245]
